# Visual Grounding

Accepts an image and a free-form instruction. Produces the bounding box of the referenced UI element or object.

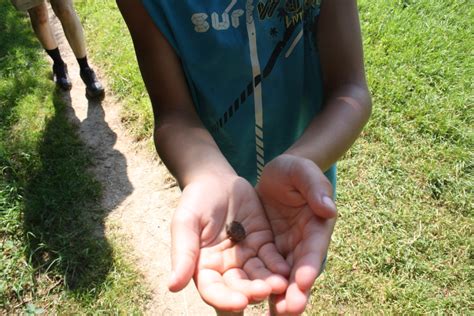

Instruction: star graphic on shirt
[269,27,279,38]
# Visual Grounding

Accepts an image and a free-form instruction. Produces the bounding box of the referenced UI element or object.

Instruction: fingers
[284,283,310,315]
[290,158,337,219]
[244,257,288,295]
[223,269,272,302]
[169,201,201,292]
[258,243,291,278]
[272,250,326,314]
[268,294,287,316]
[196,258,288,312]
[281,230,326,312]
[196,269,249,312]
[292,233,324,291]
[269,283,310,315]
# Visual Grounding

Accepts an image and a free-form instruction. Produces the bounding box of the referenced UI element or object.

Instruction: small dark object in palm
[226,221,246,243]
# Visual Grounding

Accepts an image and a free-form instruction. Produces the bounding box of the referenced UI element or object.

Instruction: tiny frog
[226,221,246,243]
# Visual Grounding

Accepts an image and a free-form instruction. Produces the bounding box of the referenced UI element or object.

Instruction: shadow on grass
[24,91,112,291]
[1,0,134,301]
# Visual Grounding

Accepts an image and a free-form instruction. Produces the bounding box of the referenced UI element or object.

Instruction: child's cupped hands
[168,155,338,315]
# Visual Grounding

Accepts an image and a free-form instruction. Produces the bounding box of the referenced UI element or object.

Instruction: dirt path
[49,8,213,315]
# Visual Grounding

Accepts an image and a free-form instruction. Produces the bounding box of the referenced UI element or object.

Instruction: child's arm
[258,1,371,314]
[285,0,372,170]
[116,2,234,188]
[116,1,290,312]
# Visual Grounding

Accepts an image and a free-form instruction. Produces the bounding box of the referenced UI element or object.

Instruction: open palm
[169,175,290,312]
[257,155,338,315]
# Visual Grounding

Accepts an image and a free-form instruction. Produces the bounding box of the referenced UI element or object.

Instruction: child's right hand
[168,173,290,312]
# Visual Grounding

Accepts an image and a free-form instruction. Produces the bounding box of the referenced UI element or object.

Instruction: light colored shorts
[11,0,44,11]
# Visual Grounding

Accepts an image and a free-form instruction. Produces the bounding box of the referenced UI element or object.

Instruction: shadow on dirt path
[24,89,133,292]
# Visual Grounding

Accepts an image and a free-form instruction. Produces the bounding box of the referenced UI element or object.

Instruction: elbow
[152,114,172,149]
[347,82,372,124]
[153,117,172,148]
[330,82,372,123]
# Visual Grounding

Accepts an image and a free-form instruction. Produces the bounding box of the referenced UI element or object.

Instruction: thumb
[168,198,201,292]
[291,159,338,219]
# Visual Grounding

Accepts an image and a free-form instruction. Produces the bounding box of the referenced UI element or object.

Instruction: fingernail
[322,196,336,211]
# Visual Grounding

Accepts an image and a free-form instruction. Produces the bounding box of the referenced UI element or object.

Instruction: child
[117,0,371,314]
[11,0,105,99]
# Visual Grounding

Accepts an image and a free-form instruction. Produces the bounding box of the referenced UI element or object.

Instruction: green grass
[0,1,147,313]
[76,0,473,313]
[77,0,153,142]
[309,1,473,313]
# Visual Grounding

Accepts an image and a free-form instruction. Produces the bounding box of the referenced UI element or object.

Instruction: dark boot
[80,67,105,100]
[52,63,72,91]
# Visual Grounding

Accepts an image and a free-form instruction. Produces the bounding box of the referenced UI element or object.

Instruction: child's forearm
[285,83,371,171]
[154,110,237,188]
[287,0,371,171]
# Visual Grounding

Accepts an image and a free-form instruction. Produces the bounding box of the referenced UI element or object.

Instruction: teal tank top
[142,0,336,188]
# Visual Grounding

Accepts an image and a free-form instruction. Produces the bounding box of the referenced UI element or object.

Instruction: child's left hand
[256,154,338,315]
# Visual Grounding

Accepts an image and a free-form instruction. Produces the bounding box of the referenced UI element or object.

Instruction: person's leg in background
[50,0,104,99]
[28,2,72,90]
